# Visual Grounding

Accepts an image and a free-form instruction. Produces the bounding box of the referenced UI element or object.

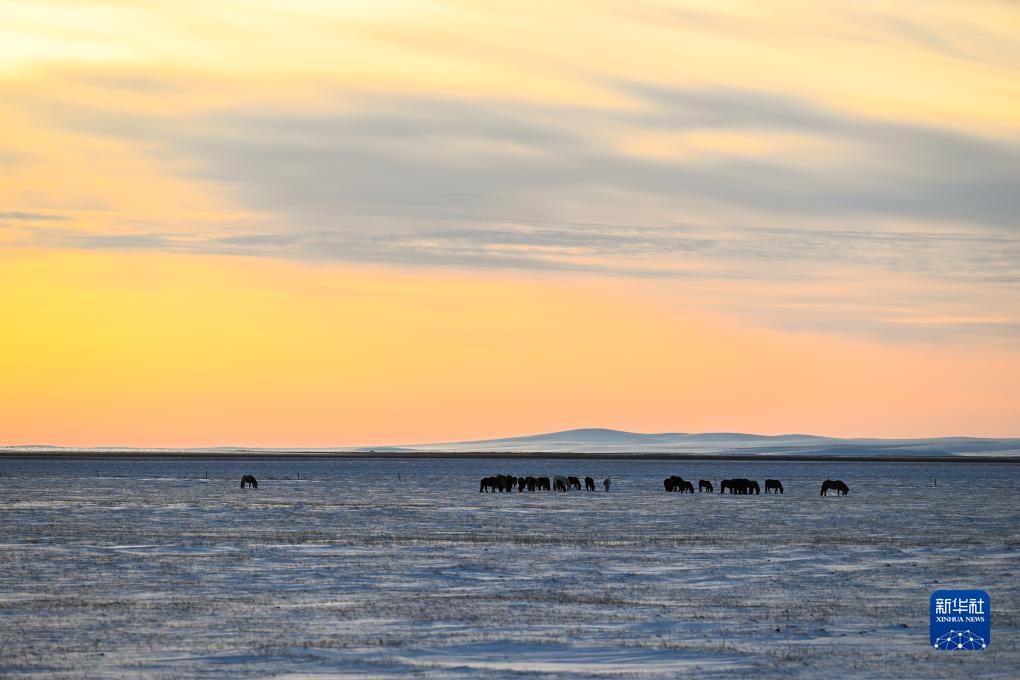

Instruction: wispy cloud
[3,0,1019,344]
[0,211,73,222]
[24,86,1017,285]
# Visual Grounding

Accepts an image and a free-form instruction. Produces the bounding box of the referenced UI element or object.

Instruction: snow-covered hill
[3,428,1019,457]
[385,428,1019,456]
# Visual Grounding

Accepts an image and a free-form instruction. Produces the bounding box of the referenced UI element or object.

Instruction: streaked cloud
[0,211,72,221]
[11,84,1016,334]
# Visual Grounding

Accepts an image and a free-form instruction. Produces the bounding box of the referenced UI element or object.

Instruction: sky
[1,0,1018,446]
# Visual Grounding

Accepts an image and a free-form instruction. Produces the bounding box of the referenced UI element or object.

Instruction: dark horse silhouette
[585,477,596,491]
[720,478,758,494]
[699,480,713,493]
[820,479,849,496]
[664,476,694,493]
[568,476,582,491]
[480,474,520,492]
[764,479,783,494]
[240,475,258,489]
[603,478,611,492]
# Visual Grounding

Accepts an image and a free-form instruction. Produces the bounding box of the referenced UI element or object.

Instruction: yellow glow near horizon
[1,249,1017,446]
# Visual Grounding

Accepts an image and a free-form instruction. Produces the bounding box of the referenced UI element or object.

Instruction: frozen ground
[0,458,1017,678]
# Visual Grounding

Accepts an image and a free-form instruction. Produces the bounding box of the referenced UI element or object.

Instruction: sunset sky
[1,0,1018,446]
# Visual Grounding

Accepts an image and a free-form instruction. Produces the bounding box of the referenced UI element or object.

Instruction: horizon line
[2,427,1018,451]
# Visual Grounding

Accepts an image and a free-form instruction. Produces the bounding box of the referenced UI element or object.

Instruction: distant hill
[387,428,1019,457]
[438,428,828,446]
[2,428,1018,458]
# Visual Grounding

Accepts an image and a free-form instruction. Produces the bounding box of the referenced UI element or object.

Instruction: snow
[399,430,1020,456]
[4,428,1019,456]
[0,457,1017,677]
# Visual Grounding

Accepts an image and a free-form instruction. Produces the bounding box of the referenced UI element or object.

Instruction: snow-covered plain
[0,457,1017,677]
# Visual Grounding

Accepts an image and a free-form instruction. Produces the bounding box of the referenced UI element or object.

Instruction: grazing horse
[603,478,611,492]
[518,476,527,492]
[721,478,757,494]
[664,476,694,493]
[699,480,713,493]
[240,475,258,489]
[820,479,849,496]
[480,476,496,492]
[764,479,783,494]
[536,476,551,491]
[524,476,537,492]
[553,475,569,492]
[585,477,596,491]
[568,476,582,491]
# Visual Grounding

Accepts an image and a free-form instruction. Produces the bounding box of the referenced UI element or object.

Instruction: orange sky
[1,1,1018,445]
[1,248,1017,446]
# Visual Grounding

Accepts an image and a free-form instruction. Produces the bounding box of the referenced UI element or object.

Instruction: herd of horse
[475,475,848,495]
[669,477,848,495]
[479,474,611,493]
[239,473,849,496]
[663,477,786,494]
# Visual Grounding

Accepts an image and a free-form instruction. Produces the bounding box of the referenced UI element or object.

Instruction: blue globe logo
[933,630,987,650]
